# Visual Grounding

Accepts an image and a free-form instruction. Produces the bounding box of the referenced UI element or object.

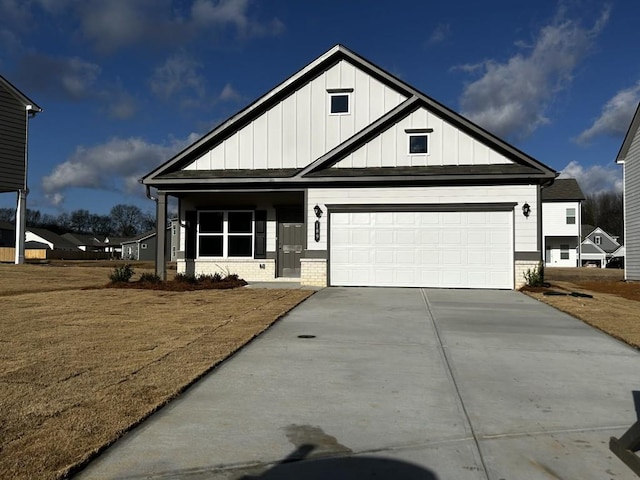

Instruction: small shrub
[174,273,197,284]
[523,262,545,287]
[198,273,222,283]
[109,264,134,283]
[139,273,161,284]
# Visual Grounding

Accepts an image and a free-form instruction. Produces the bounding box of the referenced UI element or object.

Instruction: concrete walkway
[76,288,639,479]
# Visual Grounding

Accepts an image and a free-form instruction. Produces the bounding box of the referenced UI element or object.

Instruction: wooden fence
[0,247,113,262]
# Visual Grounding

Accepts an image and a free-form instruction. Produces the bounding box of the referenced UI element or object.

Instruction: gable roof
[541,178,586,201]
[580,238,607,255]
[27,228,79,250]
[142,45,556,188]
[121,230,157,245]
[583,226,620,253]
[616,102,640,164]
[62,232,106,247]
[0,74,42,113]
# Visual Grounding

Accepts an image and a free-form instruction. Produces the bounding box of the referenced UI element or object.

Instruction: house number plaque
[314,220,320,242]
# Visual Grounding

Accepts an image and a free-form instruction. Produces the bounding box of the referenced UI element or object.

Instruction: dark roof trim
[0,74,42,113]
[326,202,518,213]
[616,101,640,163]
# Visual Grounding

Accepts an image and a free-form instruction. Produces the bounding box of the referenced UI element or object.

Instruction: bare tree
[582,191,624,239]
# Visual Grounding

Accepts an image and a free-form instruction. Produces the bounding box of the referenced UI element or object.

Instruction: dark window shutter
[254,210,267,259]
[185,210,197,259]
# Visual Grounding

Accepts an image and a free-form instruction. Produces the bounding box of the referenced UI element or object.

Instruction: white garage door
[330,210,513,289]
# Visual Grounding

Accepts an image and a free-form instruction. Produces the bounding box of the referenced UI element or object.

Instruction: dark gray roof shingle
[541,178,585,201]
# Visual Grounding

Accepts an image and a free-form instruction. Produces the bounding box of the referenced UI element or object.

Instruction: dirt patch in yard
[523,268,640,350]
[0,264,313,480]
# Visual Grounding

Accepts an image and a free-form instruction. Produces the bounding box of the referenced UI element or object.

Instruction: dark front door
[277,208,304,278]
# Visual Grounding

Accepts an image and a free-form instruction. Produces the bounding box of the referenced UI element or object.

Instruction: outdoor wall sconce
[314,204,323,218]
[522,202,531,218]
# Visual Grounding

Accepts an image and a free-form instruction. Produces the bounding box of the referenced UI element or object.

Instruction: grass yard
[523,267,640,349]
[0,263,312,480]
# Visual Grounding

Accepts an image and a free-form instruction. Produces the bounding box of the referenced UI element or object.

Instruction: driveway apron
[76,288,639,480]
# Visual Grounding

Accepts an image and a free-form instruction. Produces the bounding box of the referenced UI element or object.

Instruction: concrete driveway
[76,288,639,479]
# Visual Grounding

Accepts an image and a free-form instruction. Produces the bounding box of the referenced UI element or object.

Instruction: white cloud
[42,134,200,202]
[45,193,65,207]
[575,82,640,144]
[559,160,622,195]
[219,83,242,102]
[458,6,609,141]
[16,53,101,100]
[427,23,451,46]
[150,53,207,107]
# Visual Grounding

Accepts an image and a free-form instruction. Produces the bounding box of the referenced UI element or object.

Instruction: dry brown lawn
[0,263,313,480]
[523,267,640,349]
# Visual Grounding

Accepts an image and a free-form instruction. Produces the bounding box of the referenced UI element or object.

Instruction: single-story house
[616,102,640,280]
[141,45,557,289]
[62,233,108,252]
[25,228,80,251]
[121,226,172,261]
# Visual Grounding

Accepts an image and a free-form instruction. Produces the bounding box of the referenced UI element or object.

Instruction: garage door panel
[330,210,513,289]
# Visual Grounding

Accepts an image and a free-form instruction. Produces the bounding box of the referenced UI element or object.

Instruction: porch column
[14,189,27,264]
[156,191,167,280]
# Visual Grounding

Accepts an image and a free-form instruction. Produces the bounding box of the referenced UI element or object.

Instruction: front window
[198,210,253,258]
[560,244,570,260]
[566,208,576,225]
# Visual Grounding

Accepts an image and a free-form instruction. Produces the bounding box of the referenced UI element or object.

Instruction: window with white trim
[327,88,353,115]
[197,210,253,258]
[408,134,428,154]
[595,235,601,245]
[566,208,576,225]
[141,243,147,249]
[560,244,570,260]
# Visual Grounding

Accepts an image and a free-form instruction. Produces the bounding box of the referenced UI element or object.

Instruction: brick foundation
[301,258,327,287]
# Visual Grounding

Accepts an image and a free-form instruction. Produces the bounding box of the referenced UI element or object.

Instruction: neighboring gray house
[616,102,640,280]
[0,75,42,263]
[579,227,621,268]
[541,178,585,267]
[0,220,15,247]
[121,227,171,261]
[141,44,557,289]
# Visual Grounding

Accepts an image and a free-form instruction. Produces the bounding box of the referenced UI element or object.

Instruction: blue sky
[1,0,637,216]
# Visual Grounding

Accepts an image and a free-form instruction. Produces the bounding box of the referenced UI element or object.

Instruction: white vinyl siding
[623,124,640,280]
[541,201,581,237]
[330,210,513,289]
[332,107,512,169]
[184,60,407,171]
[307,185,536,252]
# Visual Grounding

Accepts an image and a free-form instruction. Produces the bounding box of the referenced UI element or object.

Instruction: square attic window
[406,128,433,155]
[328,88,353,115]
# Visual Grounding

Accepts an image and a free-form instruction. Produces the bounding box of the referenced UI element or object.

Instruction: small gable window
[595,235,601,245]
[327,88,353,115]
[406,129,433,155]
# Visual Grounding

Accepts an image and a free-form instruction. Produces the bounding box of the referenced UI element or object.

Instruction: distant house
[25,228,80,251]
[121,227,172,261]
[579,227,621,268]
[616,102,640,280]
[0,221,15,247]
[0,75,42,263]
[541,178,585,267]
[62,233,108,252]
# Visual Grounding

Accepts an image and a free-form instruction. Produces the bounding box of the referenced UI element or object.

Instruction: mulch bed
[107,278,248,291]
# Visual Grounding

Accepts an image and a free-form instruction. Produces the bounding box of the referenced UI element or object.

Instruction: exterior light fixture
[522,202,531,218]
[314,205,323,218]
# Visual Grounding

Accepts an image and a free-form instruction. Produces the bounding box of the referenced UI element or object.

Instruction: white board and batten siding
[623,124,640,280]
[333,107,512,169]
[184,60,407,172]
